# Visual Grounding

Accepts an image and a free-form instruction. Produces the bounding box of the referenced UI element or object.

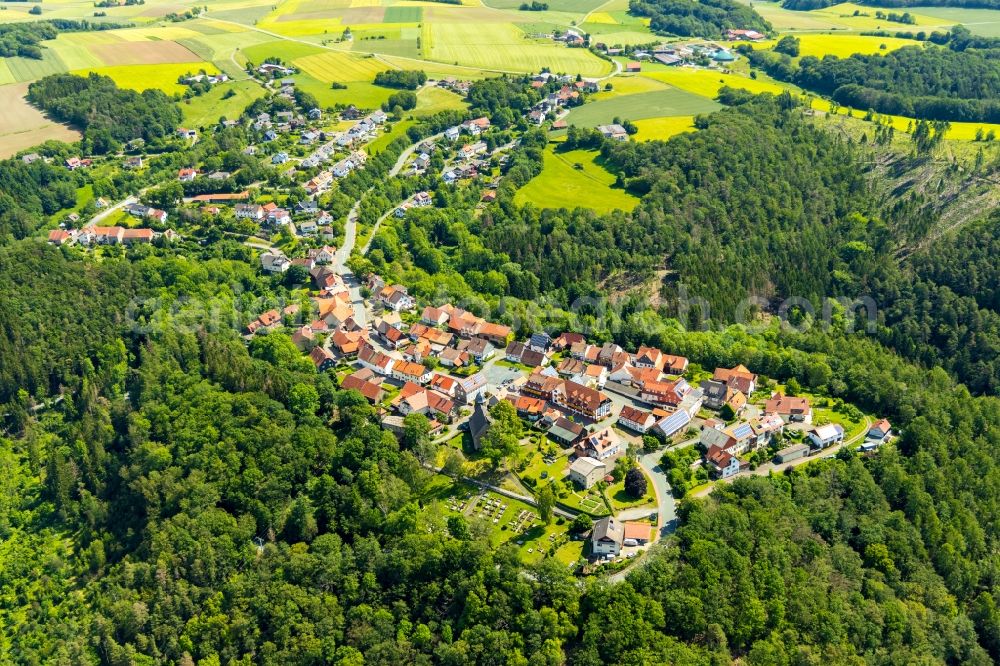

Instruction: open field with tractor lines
[0,82,82,157]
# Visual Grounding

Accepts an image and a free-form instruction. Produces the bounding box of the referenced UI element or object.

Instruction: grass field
[4,49,68,83]
[592,74,668,99]
[412,86,467,116]
[515,144,639,213]
[241,40,325,65]
[0,82,81,158]
[566,88,721,127]
[71,62,219,95]
[367,119,415,155]
[425,21,612,76]
[909,6,1000,36]
[180,80,266,128]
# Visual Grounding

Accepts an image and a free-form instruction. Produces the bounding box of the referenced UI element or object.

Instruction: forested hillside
[4,241,1000,663]
[748,45,1000,123]
[479,94,878,322]
[629,0,770,38]
[27,74,182,153]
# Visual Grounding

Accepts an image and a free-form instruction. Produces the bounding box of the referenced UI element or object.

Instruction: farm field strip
[566,88,721,127]
[0,82,82,159]
[70,62,220,94]
[426,22,612,75]
[293,50,389,82]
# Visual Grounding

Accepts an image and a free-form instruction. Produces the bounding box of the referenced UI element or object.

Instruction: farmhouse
[652,409,691,440]
[309,346,336,372]
[553,380,612,420]
[867,419,892,442]
[392,360,432,385]
[713,364,757,396]
[547,417,585,446]
[358,343,395,376]
[260,251,290,273]
[598,124,628,141]
[569,457,606,490]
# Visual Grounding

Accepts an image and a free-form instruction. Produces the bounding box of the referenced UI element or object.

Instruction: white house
[809,423,845,449]
[591,517,624,557]
[569,456,606,489]
[260,251,290,273]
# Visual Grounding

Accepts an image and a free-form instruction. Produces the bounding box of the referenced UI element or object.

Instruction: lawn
[591,74,668,100]
[515,144,640,214]
[556,481,611,516]
[71,62,220,94]
[367,119,415,154]
[519,435,571,486]
[606,467,656,512]
[565,88,721,127]
[812,404,868,441]
[180,80,266,128]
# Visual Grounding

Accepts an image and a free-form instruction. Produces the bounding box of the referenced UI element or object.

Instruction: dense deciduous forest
[0,158,80,243]
[4,240,1000,663]
[27,74,183,153]
[746,42,1000,123]
[481,94,877,322]
[629,0,770,38]
[7,42,1000,662]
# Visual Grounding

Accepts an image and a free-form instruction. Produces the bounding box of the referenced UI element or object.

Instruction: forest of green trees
[629,0,770,38]
[7,50,1000,664]
[746,41,1000,123]
[27,74,182,153]
[4,239,1000,663]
